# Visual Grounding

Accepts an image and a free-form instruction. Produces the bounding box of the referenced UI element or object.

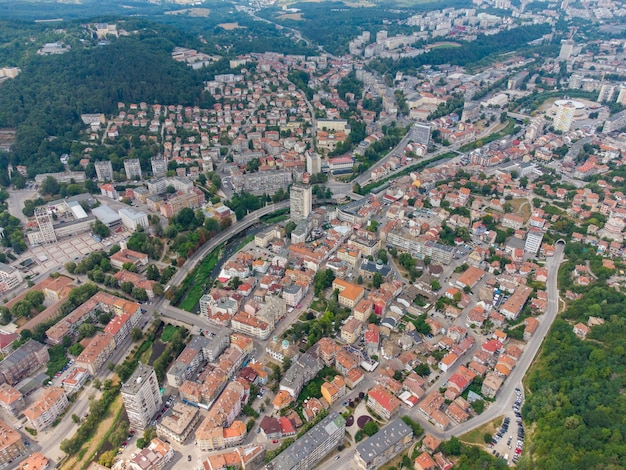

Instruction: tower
[151,156,167,178]
[290,184,312,222]
[94,161,113,182]
[34,207,57,244]
[124,158,142,180]
[121,364,162,431]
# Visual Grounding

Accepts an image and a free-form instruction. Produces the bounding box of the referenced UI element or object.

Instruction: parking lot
[489,387,525,466]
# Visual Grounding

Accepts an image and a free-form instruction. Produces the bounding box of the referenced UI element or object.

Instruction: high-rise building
[554,101,576,132]
[524,228,544,256]
[354,418,413,469]
[122,364,162,431]
[558,40,575,60]
[290,184,312,222]
[306,151,321,175]
[151,156,167,178]
[598,84,615,103]
[124,158,142,180]
[617,87,626,106]
[94,161,114,182]
[34,207,57,244]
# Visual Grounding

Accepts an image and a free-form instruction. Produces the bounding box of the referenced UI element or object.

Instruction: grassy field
[509,198,532,221]
[458,416,503,446]
[160,324,179,343]
[176,243,224,312]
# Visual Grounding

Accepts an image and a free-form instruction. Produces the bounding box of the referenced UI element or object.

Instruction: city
[0,0,625,469]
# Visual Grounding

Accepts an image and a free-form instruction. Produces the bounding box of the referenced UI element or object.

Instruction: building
[558,39,575,59]
[157,402,200,444]
[23,387,68,432]
[202,445,266,470]
[280,348,322,399]
[95,161,114,182]
[290,185,312,222]
[332,278,365,308]
[554,101,576,132]
[0,383,24,417]
[0,262,22,294]
[524,228,544,255]
[119,208,149,231]
[602,110,626,134]
[306,152,321,175]
[17,451,49,470]
[151,157,168,178]
[128,438,173,470]
[0,419,26,466]
[367,385,402,420]
[75,332,116,375]
[33,207,57,244]
[264,413,345,470]
[61,367,90,395]
[0,340,49,386]
[110,249,149,270]
[122,365,162,431]
[124,158,143,180]
[354,418,413,470]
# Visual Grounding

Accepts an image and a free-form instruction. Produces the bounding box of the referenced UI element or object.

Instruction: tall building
[0,340,49,386]
[151,156,167,178]
[554,101,576,132]
[124,158,142,180]
[306,151,321,175]
[290,184,312,222]
[617,86,626,106]
[0,419,26,466]
[23,386,68,432]
[558,39,575,60]
[94,161,114,182]
[524,228,544,256]
[264,412,345,470]
[34,207,57,244]
[598,84,615,103]
[354,418,413,470]
[122,364,162,431]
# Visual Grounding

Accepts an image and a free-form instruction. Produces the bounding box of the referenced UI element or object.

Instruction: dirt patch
[218,22,245,30]
[458,415,502,446]
[165,8,211,17]
[426,41,462,50]
[278,13,304,20]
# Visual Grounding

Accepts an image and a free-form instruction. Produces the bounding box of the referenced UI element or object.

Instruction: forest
[0,34,212,175]
[369,24,552,76]
[519,284,626,469]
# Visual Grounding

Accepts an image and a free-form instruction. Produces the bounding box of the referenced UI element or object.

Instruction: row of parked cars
[511,387,525,465]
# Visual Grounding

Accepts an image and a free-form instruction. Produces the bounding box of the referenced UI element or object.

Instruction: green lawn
[175,243,223,312]
[160,325,179,343]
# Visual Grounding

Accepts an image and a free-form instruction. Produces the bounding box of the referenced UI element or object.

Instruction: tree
[0,307,11,325]
[68,343,84,356]
[121,281,134,294]
[377,249,388,264]
[39,176,60,196]
[373,272,383,289]
[285,221,297,236]
[414,363,431,377]
[363,420,380,436]
[91,220,110,238]
[108,420,129,448]
[131,287,148,302]
[146,264,160,281]
[431,280,441,291]
[98,450,117,467]
[131,327,143,342]
[152,283,164,296]
[314,269,335,297]
[78,323,96,338]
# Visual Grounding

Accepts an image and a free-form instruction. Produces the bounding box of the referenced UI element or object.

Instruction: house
[573,322,591,338]
[367,385,402,420]
[414,452,437,470]
[23,387,68,432]
[438,352,458,372]
[341,317,363,344]
[481,372,504,399]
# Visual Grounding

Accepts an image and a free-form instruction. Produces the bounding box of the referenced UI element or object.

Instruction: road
[166,200,289,288]
[6,188,38,224]
[416,242,565,439]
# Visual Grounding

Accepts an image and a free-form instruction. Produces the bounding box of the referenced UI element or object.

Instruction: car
[129,430,135,435]
[187,455,192,462]
[272,440,279,444]
[334,455,341,461]
[161,407,166,412]
[122,442,127,447]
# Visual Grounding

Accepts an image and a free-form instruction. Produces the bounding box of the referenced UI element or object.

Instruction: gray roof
[92,205,121,225]
[0,262,16,274]
[122,364,156,395]
[355,418,413,465]
[0,340,46,368]
[265,413,346,470]
[360,260,391,277]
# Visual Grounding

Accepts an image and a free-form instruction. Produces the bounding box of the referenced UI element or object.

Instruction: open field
[164,8,210,17]
[459,415,502,446]
[278,13,304,20]
[217,22,245,30]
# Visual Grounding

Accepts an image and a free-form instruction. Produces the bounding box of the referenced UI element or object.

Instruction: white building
[122,365,162,431]
[524,228,544,256]
[151,157,167,178]
[290,184,312,222]
[0,263,22,294]
[119,208,149,231]
[124,158,143,180]
[95,161,114,182]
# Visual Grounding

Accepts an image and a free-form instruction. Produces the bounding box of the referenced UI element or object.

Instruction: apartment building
[119,208,149,231]
[23,387,68,432]
[290,184,312,222]
[159,188,205,218]
[122,365,162,431]
[95,160,114,182]
[124,158,143,180]
[195,381,246,451]
[354,418,413,470]
[0,419,26,466]
[0,340,49,385]
[264,413,345,470]
[0,384,24,417]
[0,262,22,294]
[75,332,116,375]
[157,402,200,444]
[128,438,173,470]
[332,278,365,308]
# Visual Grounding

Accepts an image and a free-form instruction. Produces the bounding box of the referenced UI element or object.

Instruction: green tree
[98,450,117,467]
[373,272,383,289]
[131,327,143,342]
[363,420,379,437]
[39,176,60,195]
[146,264,160,281]
[78,323,96,338]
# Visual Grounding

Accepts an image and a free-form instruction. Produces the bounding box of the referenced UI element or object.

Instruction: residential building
[0,419,26,466]
[75,332,116,375]
[280,347,322,398]
[0,384,24,417]
[157,402,200,444]
[128,438,173,470]
[61,367,89,395]
[23,387,68,432]
[0,340,49,385]
[354,418,413,470]
[17,451,49,470]
[151,157,168,178]
[0,262,22,294]
[290,184,312,222]
[119,208,149,231]
[367,385,402,420]
[124,158,143,180]
[95,161,114,182]
[341,317,362,344]
[332,278,365,308]
[202,445,266,470]
[122,365,162,431]
[195,381,246,451]
[110,248,149,270]
[524,228,544,256]
[264,413,345,470]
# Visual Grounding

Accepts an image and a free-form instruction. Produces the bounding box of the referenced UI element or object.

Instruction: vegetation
[172,242,224,311]
[437,437,508,469]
